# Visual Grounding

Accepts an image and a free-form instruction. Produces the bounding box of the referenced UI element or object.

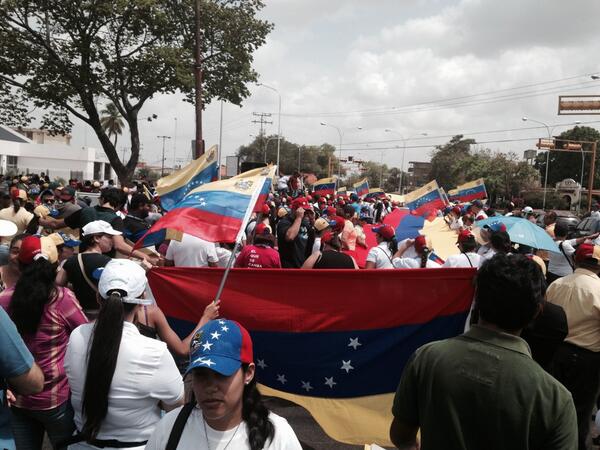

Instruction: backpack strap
[77,254,98,293]
[165,402,196,450]
[559,241,575,271]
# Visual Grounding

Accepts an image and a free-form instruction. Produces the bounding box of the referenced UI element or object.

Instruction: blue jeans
[10,401,75,450]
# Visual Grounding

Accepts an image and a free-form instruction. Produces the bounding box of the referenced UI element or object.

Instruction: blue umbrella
[475,216,559,253]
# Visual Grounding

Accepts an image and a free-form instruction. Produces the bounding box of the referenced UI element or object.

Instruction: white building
[0,125,116,182]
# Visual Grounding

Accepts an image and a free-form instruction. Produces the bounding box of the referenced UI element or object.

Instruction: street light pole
[385,130,428,193]
[157,135,171,177]
[521,117,581,210]
[320,122,343,179]
[258,83,282,176]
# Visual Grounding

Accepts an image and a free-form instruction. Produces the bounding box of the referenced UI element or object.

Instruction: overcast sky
[70,0,600,173]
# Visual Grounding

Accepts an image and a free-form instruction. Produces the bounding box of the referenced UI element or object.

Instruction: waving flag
[353,178,369,197]
[147,266,475,446]
[404,181,447,217]
[365,188,387,200]
[312,177,337,196]
[134,166,276,249]
[156,146,219,211]
[449,178,487,203]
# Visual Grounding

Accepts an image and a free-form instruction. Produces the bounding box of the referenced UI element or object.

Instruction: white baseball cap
[82,220,122,236]
[0,220,18,237]
[98,259,151,305]
[522,206,533,214]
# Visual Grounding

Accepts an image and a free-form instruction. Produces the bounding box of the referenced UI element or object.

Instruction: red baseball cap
[261,204,270,215]
[373,225,395,240]
[414,235,429,253]
[18,235,58,264]
[457,229,475,243]
[329,216,346,233]
[575,243,600,265]
[255,223,272,236]
[291,197,313,211]
[452,206,461,215]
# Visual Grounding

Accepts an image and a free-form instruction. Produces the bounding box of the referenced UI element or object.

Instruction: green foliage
[100,103,125,147]
[236,136,343,179]
[136,167,160,182]
[0,0,272,184]
[429,136,540,203]
[522,191,571,210]
[534,126,600,189]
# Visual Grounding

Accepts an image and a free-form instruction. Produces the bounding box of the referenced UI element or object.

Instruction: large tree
[237,136,342,179]
[534,125,600,190]
[0,0,272,184]
[428,135,476,190]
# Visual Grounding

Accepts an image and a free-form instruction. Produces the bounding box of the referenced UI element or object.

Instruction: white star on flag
[221,326,229,332]
[324,377,337,388]
[218,320,226,325]
[301,381,313,392]
[193,357,215,367]
[210,331,221,340]
[202,341,213,351]
[340,360,354,373]
[257,359,267,369]
[348,337,362,350]
[277,374,287,384]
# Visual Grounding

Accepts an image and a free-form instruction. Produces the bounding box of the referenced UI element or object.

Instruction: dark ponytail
[9,258,57,335]
[242,366,274,450]
[81,291,136,440]
[13,198,20,213]
[420,247,431,268]
[386,237,398,255]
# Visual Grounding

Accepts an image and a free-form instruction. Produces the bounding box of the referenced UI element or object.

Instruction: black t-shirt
[314,250,355,269]
[64,206,124,232]
[63,253,112,310]
[123,214,150,242]
[276,217,314,268]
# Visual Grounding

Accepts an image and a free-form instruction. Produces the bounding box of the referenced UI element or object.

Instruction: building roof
[0,125,30,143]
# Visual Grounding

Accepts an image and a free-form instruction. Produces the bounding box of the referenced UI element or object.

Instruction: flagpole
[212,170,272,303]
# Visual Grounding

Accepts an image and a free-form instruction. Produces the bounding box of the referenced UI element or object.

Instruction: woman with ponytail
[392,235,443,269]
[365,224,398,269]
[0,235,87,450]
[146,319,302,450]
[64,259,183,450]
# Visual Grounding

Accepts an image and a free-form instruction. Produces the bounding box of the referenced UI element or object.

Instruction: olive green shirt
[392,325,577,450]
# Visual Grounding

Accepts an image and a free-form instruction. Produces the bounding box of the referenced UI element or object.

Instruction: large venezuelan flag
[353,178,369,197]
[134,166,275,248]
[449,178,487,203]
[404,180,447,217]
[312,177,337,196]
[147,267,475,446]
[364,188,387,200]
[156,145,219,211]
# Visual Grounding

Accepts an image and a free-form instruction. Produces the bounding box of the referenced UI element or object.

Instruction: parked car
[536,211,581,237]
[571,216,600,239]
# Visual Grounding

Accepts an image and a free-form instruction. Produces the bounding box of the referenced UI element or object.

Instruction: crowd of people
[1,171,600,449]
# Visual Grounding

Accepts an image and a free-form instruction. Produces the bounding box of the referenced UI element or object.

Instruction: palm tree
[100,102,125,148]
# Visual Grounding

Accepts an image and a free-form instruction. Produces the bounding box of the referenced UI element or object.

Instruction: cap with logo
[291,197,313,211]
[372,224,395,240]
[575,243,600,265]
[314,217,331,232]
[186,319,254,376]
[18,235,58,265]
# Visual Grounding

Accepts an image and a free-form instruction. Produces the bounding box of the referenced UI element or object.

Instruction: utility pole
[157,136,171,177]
[193,0,204,159]
[252,113,272,162]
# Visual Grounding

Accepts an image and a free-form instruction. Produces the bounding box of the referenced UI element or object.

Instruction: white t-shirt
[366,242,394,268]
[474,210,488,220]
[443,252,483,268]
[0,207,33,244]
[548,239,576,277]
[392,256,441,269]
[477,244,495,260]
[65,322,184,450]
[449,217,463,230]
[146,407,302,450]
[215,246,238,268]
[166,233,219,267]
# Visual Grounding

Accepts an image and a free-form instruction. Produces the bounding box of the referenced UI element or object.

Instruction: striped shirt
[0,286,88,410]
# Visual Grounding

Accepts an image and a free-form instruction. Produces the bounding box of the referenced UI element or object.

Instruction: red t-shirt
[235,245,281,268]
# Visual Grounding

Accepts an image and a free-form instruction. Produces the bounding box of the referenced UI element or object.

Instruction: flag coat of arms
[404,181,446,216]
[134,166,275,249]
[147,267,475,446]
[312,177,337,196]
[365,188,387,200]
[449,178,487,203]
[155,145,219,211]
[353,178,369,197]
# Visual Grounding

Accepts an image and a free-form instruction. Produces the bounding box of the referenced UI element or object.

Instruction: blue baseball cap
[57,232,81,248]
[186,319,254,377]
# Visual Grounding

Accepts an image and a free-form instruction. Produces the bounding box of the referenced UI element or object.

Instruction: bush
[522,191,571,210]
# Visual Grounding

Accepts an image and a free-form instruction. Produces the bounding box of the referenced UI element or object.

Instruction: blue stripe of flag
[160,162,218,211]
